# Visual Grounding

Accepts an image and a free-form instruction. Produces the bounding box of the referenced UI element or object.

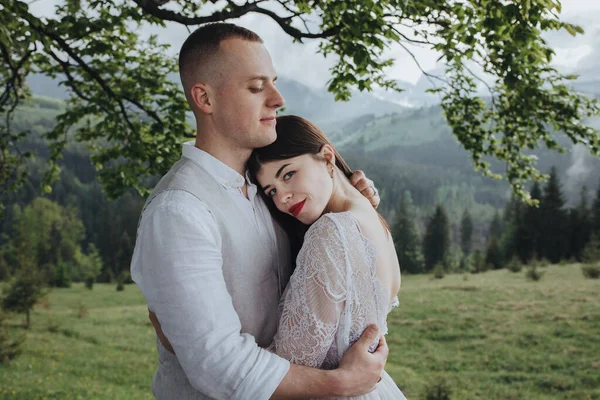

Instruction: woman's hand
[149,309,175,354]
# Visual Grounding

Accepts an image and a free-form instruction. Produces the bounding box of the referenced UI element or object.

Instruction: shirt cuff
[231,350,290,400]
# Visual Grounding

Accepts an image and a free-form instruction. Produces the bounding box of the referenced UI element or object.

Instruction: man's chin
[257,131,277,148]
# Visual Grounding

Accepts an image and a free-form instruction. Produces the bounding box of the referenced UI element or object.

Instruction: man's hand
[333,324,388,397]
[350,170,380,209]
[149,309,175,354]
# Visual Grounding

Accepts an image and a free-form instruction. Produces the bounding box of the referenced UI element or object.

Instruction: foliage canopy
[1,0,599,210]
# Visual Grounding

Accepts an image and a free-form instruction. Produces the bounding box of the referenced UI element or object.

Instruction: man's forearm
[271,364,344,399]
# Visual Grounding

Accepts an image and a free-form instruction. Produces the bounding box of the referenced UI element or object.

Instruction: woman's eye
[283,171,295,181]
[267,188,276,197]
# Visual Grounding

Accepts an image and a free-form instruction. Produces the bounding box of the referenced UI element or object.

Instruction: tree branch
[22,12,161,131]
[132,0,340,40]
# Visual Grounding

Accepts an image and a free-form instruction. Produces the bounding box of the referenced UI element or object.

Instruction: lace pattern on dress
[272,212,399,370]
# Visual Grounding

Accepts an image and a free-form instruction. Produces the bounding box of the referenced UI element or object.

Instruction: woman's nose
[278,191,292,204]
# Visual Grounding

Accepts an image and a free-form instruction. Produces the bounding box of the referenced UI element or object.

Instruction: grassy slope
[390,265,600,400]
[1,265,598,399]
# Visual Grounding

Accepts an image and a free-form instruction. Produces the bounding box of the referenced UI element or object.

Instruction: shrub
[84,275,94,290]
[0,310,23,364]
[2,267,46,328]
[459,256,471,273]
[582,234,600,264]
[539,258,550,267]
[77,301,89,319]
[526,265,544,282]
[51,261,72,288]
[471,250,484,274]
[433,264,445,279]
[507,257,523,273]
[116,271,125,291]
[47,318,59,333]
[581,264,600,279]
[97,268,114,284]
[122,271,134,284]
[424,376,452,400]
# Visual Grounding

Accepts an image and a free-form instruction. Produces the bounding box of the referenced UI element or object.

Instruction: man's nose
[268,86,285,109]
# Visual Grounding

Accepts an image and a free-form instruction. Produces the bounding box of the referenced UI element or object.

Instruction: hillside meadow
[0,264,598,399]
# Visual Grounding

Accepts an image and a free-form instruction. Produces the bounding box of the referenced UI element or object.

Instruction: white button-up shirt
[131,142,290,399]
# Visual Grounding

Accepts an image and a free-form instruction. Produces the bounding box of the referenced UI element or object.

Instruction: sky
[32,0,600,88]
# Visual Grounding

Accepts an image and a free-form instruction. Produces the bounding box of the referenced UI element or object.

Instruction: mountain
[321,107,600,209]
[26,73,406,123]
[276,77,408,122]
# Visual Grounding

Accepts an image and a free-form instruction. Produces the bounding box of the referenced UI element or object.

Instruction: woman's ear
[191,83,213,114]
[320,144,336,166]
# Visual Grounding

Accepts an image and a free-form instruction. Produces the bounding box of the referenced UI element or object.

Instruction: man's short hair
[178,23,263,97]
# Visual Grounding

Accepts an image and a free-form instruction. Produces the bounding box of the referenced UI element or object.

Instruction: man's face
[209,39,285,150]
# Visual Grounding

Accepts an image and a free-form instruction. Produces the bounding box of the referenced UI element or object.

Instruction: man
[131,23,386,399]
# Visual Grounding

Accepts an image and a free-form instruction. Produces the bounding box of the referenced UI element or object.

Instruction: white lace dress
[271,212,406,399]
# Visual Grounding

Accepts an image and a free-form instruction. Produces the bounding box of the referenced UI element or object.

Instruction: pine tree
[581,233,600,264]
[485,236,503,270]
[501,196,522,262]
[593,179,600,236]
[392,192,425,274]
[2,265,45,329]
[423,205,450,272]
[540,167,567,263]
[515,182,542,263]
[568,186,592,261]
[471,249,484,273]
[460,209,473,256]
[489,211,503,240]
[116,231,134,279]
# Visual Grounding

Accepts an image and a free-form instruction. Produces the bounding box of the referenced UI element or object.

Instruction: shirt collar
[182,141,251,190]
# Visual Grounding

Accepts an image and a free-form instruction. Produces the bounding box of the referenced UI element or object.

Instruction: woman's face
[256,153,334,225]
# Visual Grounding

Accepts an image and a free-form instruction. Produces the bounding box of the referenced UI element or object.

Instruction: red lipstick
[289,200,306,217]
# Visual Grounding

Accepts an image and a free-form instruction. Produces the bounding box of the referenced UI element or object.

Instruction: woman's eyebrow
[262,163,291,193]
[275,164,291,179]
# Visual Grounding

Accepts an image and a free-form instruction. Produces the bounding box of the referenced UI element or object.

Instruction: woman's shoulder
[299,212,364,261]
[305,211,359,240]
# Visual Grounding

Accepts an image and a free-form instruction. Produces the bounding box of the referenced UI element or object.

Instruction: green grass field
[0,264,598,399]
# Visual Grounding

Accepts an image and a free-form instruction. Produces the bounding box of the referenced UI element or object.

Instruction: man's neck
[194,135,251,177]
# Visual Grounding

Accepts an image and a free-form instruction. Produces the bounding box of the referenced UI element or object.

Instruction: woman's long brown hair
[248,115,390,261]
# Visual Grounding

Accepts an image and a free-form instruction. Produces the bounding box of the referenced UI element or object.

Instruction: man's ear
[320,144,336,165]
[191,83,213,114]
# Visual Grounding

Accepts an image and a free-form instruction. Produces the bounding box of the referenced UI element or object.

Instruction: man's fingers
[371,194,380,209]
[350,169,366,186]
[355,178,374,194]
[360,185,377,198]
[357,324,379,348]
[374,334,389,358]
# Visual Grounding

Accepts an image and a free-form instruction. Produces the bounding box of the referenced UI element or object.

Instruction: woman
[248,115,406,399]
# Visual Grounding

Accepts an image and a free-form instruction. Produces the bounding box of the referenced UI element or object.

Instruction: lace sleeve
[273,215,348,368]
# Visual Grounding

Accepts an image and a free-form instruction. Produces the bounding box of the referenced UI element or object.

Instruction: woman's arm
[271,215,386,397]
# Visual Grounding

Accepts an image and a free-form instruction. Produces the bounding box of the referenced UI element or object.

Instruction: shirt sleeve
[131,190,290,399]
[273,215,348,368]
